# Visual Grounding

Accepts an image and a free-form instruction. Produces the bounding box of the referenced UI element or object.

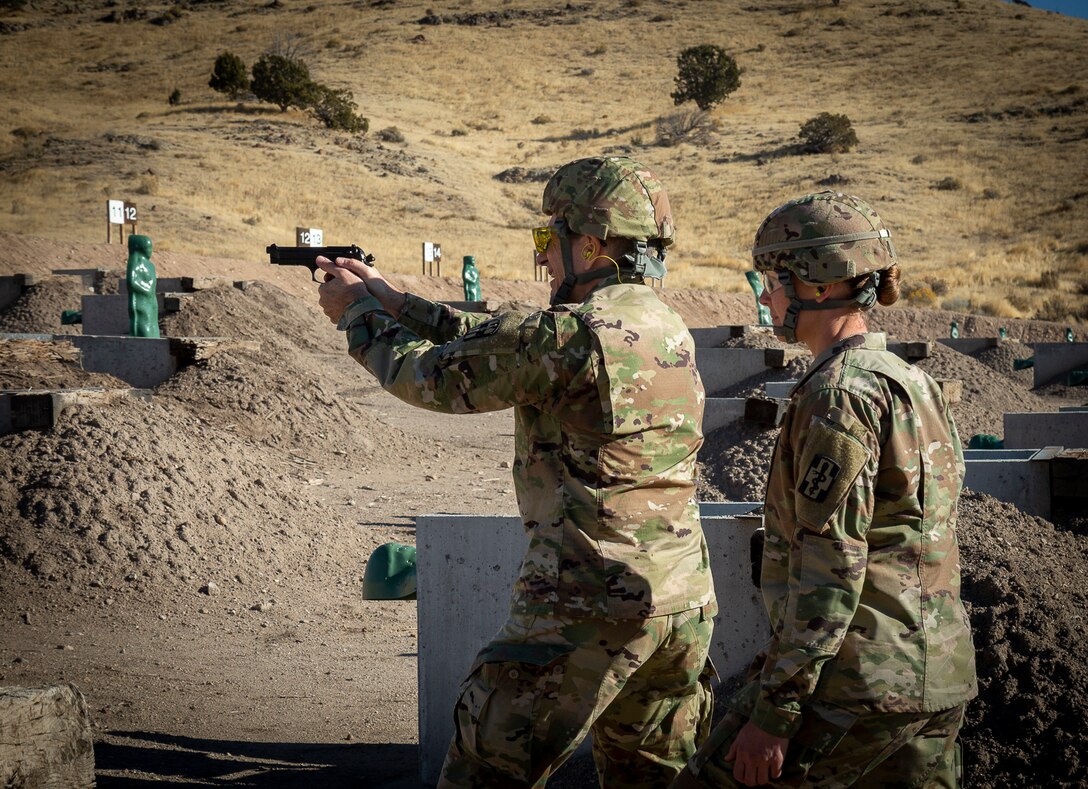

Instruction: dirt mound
[697,419,777,502]
[0,282,417,593]
[0,393,347,588]
[957,491,1088,788]
[0,276,89,336]
[870,308,1076,345]
[969,341,1036,389]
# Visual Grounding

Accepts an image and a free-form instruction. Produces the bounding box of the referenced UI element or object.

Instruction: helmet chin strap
[775,269,881,344]
[550,222,662,305]
[550,221,582,305]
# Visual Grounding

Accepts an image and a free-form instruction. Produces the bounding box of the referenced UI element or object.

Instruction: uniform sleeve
[396,292,493,344]
[750,386,883,738]
[336,296,581,414]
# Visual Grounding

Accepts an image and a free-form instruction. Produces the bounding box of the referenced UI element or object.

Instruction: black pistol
[266,244,375,282]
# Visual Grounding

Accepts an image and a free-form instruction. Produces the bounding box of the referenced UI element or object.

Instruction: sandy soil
[1,236,1087,787]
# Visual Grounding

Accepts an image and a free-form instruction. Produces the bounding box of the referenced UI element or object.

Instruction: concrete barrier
[963,448,1054,518]
[416,505,768,786]
[1033,343,1088,387]
[704,397,785,434]
[0,274,35,312]
[695,347,807,396]
[764,381,796,399]
[51,268,107,292]
[1003,412,1088,450]
[1,334,255,390]
[81,294,172,336]
[690,326,771,348]
[704,398,747,434]
[66,335,176,387]
[937,337,1006,355]
[0,388,152,435]
[117,276,187,294]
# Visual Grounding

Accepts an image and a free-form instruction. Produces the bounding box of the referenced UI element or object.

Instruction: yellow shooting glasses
[532,225,556,254]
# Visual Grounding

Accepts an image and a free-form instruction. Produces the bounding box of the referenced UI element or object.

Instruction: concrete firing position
[416,506,768,785]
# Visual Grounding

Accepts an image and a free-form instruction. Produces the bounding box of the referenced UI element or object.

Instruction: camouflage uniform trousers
[438,605,717,789]
[674,682,965,789]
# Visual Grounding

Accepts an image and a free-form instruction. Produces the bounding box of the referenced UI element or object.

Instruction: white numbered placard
[296,227,323,246]
[107,200,124,224]
[423,241,435,262]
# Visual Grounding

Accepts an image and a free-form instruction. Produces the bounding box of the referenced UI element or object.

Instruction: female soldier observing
[674,192,977,789]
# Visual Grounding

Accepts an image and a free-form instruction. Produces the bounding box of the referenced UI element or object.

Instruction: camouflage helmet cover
[542,156,675,247]
[751,191,896,284]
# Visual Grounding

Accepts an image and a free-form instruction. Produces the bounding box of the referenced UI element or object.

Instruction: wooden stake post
[422,242,442,276]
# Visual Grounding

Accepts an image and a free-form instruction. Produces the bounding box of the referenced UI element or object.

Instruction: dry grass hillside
[0,0,1085,321]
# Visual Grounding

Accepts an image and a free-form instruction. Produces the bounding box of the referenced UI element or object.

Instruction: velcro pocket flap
[473,641,574,670]
[439,311,532,361]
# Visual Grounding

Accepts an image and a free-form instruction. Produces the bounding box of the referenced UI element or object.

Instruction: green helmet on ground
[361,542,417,600]
[542,156,675,247]
[751,191,896,284]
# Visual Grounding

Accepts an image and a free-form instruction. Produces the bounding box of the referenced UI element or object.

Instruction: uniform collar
[790,332,886,396]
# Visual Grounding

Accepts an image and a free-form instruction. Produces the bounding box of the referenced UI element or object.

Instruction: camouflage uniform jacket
[751,333,977,738]
[336,276,715,620]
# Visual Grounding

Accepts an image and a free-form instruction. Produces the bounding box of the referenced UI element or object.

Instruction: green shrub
[799,112,858,154]
[168,88,181,105]
[310,85,367,133]
[251,53,315,111]
[209,51,249,99]
[671,44,741,111]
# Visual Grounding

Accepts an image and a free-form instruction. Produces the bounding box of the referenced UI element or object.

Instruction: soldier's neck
[801,312,868,358]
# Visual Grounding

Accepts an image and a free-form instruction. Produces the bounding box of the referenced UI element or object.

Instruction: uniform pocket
[777,703,857,787]
[452,643,573,782]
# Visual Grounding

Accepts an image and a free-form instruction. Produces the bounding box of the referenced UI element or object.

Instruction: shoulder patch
[440,311,533,361]
[460,316,503,343]
[795,415,871,533]
[799,455,842,502]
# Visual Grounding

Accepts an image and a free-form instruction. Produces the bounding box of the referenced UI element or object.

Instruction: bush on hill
[799,112,858,154]
[671,44,741,111]
[251,53,316,112]
[209,51,249,99]
[311,85,368,133]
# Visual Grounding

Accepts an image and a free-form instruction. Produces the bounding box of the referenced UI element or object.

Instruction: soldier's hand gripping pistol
[266,244,375,282]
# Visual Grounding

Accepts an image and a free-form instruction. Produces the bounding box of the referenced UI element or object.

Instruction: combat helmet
[751,191,897,343]
[541,156,674,304]
[361,541,417,600]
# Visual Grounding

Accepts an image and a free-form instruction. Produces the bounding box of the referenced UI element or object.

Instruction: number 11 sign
[107,199,138,243]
